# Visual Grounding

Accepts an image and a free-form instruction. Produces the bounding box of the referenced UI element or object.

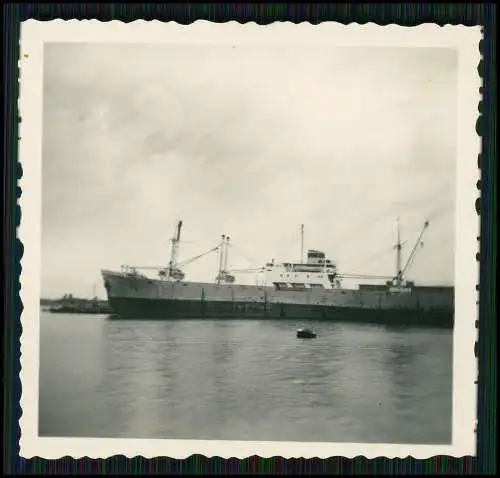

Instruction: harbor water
[39,311,453,444]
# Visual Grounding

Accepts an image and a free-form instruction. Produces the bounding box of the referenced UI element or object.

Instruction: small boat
[297,328,317,339]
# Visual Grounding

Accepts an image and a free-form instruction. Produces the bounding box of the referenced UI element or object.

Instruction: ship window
[308,252,325,259]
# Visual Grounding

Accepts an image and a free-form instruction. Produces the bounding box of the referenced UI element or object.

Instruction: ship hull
[102,271,454,328]
[107,296,453,327]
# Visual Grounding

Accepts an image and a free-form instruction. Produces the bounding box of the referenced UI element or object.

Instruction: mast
[168,220,182,279]
[300,224,304,264]
[400,220,430,279]
[217,234,226,285]
[224,236,230,272]
[393,219,429,287]
[395,217,402,286]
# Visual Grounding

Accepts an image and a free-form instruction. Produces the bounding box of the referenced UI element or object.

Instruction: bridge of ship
[263,249,339,290]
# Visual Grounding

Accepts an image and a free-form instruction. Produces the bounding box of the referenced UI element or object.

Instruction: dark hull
[107,297,454,328]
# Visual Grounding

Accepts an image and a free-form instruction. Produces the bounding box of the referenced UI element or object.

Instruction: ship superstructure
[102,219,454,327]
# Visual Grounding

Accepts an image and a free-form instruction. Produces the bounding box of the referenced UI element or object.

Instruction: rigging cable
[329,183,454,248]
[126,244,220,271]
[226,243,262,268]
[176,245,220,268]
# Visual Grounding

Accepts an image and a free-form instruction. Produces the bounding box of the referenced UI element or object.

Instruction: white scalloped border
[17,19,482,459]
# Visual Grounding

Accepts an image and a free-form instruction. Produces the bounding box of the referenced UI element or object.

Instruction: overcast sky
[41,43,458,298]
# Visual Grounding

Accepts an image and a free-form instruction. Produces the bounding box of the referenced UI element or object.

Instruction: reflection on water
[39,312,452,443]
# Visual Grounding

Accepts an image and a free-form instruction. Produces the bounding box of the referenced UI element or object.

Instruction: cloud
[41,44,458,297]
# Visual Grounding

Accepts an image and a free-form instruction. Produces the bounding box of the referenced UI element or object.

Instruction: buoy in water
[297,328,317,339]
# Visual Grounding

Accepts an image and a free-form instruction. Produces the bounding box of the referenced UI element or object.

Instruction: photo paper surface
[18,20,481,459]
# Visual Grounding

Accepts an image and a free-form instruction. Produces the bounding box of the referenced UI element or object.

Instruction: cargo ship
[101,220,454,328]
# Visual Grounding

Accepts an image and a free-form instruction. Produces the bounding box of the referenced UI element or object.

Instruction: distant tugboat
[297,328,317,339]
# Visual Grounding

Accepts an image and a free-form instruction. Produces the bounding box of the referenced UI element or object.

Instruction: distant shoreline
[40,296,112,314]
[40,297,108,306]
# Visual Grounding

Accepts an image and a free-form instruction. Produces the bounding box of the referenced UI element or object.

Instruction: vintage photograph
[19,21,479,458]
